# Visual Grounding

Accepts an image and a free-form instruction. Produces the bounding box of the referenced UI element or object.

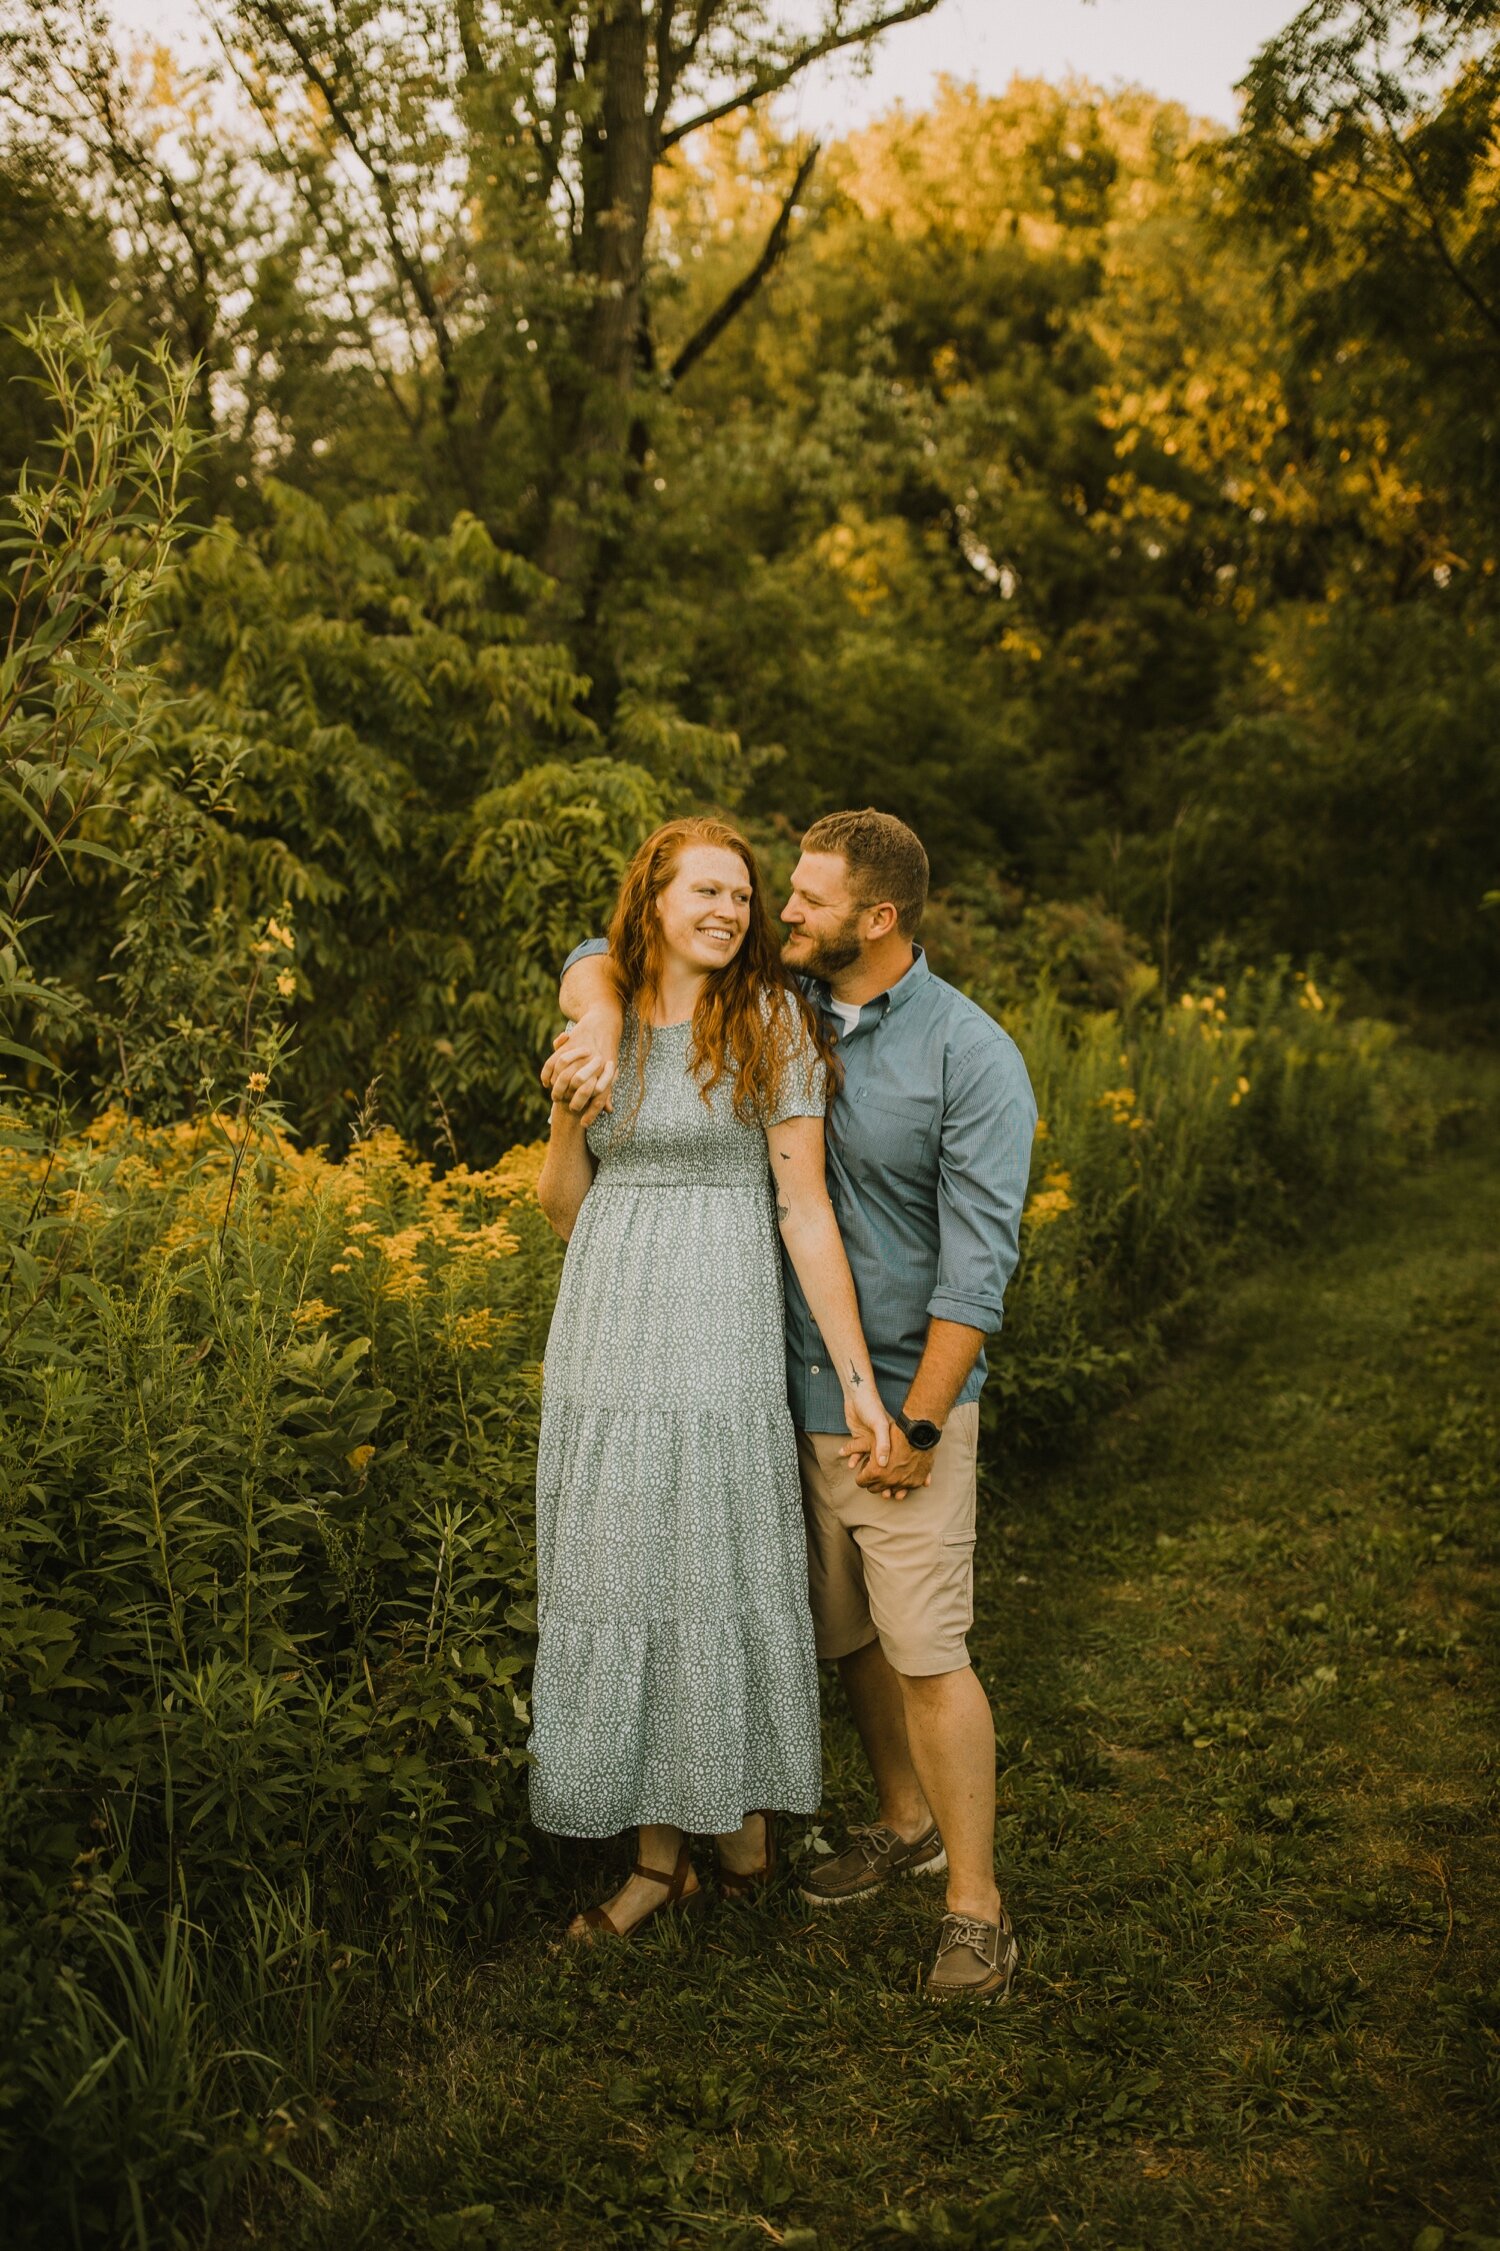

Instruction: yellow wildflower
[346,1444,375,1473]
[1033,1117,1049,1141]
[1300,977,1325,1012]
[448,1306,505,1352]
[1023,1167,1074,1228]
[292,1299,337,1326]
[276,970,297,998]
[247,1070,270,1095]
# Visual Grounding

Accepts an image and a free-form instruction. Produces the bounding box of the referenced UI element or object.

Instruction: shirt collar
[809,944,929,1021]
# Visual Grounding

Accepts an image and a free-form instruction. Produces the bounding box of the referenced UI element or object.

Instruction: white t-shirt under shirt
[828,998,861,1039]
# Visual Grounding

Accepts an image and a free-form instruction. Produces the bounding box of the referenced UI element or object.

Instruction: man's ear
[863,900,900,941]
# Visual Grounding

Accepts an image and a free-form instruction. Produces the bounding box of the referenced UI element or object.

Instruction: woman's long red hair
[606,817,832,1127]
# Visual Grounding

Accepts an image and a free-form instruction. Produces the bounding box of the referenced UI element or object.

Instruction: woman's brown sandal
[717,1811,778,1901]
[568,1839,704,1941]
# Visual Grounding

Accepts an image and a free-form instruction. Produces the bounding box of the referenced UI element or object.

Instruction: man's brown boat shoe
[923,1906,1019,2002]
[798,1819,946,1906]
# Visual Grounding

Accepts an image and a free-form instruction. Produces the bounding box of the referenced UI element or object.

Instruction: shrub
[0,1106,560,2240]
[987,966,1412,1438]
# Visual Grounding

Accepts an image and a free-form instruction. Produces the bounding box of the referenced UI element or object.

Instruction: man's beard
[783,914,863,982]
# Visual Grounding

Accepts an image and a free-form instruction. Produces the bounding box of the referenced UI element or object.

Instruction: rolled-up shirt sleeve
[562,935,609,978]
[927,1031,1037,1334]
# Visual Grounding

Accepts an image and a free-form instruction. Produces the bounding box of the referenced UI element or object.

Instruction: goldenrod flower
[1023,1166,1074,1227]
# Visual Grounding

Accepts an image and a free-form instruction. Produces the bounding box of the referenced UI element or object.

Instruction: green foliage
[0,1112,560,2240]
[136,485,663,1155]
[7,326,671,1153]
[978,965,1415,1439]
[0,302,195,1075]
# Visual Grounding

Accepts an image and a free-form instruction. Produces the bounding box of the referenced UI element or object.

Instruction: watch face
[906,1418,942,1451]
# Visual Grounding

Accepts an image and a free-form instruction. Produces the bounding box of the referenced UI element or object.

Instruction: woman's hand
[843,1389,895,1476]
[842,1395,933,1502]
[541,1006,620,1122]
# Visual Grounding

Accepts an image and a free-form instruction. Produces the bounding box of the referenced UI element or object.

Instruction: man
[544,809,1036,2000]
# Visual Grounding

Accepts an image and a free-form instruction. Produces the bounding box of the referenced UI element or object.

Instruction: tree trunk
[539,0,655,620]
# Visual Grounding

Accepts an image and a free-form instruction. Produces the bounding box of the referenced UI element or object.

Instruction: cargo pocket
[939,1531,978,1642]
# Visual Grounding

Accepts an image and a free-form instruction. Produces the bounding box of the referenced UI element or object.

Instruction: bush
[0,1106,559,2241]
[986,965,1413,1438]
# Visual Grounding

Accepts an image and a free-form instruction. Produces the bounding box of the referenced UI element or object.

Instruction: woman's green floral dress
[529,1005,825,1838]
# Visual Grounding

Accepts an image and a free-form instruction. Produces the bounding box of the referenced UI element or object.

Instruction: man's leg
[894,1664,1001,1923]
[845,1404,1002,1919]
[837,1638,931,1840]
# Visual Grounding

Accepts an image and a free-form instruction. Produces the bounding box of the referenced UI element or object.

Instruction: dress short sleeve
[764,992,828,1128]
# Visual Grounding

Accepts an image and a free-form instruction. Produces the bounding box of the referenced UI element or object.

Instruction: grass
[242,1131,1500,2251]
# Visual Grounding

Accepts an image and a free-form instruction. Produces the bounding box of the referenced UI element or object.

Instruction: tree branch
[667,140,819,385]
[659,0,941,150]
[238,0,463,424]
[1371,87,1500,347]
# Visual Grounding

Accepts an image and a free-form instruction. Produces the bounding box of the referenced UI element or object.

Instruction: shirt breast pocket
[846,1091,939,1183]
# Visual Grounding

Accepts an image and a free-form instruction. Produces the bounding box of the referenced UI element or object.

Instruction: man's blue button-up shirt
[561,941,1037,1434]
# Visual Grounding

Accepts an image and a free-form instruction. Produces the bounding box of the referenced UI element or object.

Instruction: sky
[792,0,1301,135]
[108,0,1302,133]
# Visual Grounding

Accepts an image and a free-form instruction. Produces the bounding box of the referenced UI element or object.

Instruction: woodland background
[0,2,1497,2243]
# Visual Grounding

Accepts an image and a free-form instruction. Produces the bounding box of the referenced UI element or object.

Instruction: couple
[531,808,1036,2000]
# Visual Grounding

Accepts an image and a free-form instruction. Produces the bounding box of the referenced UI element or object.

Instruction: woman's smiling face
[655,843,753,973]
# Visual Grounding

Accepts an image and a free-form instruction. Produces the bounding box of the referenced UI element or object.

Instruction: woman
[532,816,892,1939]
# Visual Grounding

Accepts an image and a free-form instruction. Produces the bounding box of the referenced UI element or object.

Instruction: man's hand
[840,1417,935,1502]
[540,1008,620,1125]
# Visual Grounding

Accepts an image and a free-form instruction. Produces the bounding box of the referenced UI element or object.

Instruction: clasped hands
[542,1014,617,1125]
[842,1402,935,1503]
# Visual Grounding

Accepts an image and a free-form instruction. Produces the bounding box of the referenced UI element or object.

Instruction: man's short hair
[802,807,930,938]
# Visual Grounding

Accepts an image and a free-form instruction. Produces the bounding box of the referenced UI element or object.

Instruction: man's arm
[847,1029,1036,1495]
[905,1317,987,1426]
[542,941,623,1121]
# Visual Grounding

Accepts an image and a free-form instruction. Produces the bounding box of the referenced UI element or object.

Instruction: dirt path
[280,1137,1500,2251]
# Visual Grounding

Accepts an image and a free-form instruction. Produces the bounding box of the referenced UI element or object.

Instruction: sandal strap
[630,1839,694,1904]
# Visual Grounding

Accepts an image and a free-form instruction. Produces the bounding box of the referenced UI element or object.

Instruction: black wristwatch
[895,1409,942,1452]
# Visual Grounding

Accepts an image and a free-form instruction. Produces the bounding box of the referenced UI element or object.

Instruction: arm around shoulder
[545,942,624,1121]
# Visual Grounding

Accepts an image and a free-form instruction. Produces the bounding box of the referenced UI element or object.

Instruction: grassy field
[252,1130,1500,2251]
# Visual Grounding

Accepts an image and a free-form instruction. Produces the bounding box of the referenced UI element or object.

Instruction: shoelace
[848,1822,900,1867]
[938,1912,1001,1963]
